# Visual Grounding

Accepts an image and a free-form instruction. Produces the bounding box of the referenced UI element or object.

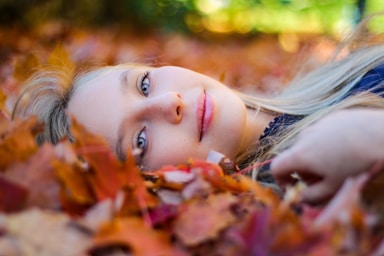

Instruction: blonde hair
[235,44,384,179]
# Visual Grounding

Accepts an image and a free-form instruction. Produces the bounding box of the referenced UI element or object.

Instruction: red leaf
[173,193,237,246]
[4,143,61,210]
[0,176,28,212]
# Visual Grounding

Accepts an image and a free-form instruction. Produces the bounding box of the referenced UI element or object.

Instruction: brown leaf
[90,218,188,256]
[0,117,42,171]
[0,208,92,256]
[4,143,61,210]
[173,193,237,246]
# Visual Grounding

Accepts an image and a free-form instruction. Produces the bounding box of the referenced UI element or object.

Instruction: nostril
[176,106,180,116]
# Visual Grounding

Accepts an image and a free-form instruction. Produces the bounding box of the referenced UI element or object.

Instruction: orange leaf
[233,174,280,207]
[0,117,42,170]
[53,159,94,206]
[90,218,188,256]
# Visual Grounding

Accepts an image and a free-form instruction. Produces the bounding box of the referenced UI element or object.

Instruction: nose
[141,92,183,124]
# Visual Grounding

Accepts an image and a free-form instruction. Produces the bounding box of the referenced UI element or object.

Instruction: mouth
[197,90,214,142]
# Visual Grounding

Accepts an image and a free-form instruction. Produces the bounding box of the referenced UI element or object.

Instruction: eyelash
[135,126,148,158]
[138,71,150,96]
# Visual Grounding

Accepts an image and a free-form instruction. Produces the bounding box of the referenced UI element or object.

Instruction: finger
[300,182,334,205]
[271,150,313,179]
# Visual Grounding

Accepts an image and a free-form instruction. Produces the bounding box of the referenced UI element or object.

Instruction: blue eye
[135,127,147,157]
[139,71,150,96]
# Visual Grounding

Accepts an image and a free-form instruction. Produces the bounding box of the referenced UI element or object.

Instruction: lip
[196,91,214,141]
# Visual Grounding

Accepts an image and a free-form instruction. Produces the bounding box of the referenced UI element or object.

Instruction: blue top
[256,64,384,182]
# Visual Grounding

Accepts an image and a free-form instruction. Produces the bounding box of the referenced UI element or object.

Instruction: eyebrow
[119,70,130,93]
[115,69,132,161]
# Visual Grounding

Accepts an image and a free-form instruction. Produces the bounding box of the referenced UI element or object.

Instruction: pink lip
[197,91,214,141]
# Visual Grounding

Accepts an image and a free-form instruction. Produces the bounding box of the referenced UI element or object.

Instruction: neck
[239,107,275,153]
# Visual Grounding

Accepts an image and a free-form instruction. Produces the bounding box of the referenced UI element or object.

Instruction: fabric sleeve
[350,64,384,96]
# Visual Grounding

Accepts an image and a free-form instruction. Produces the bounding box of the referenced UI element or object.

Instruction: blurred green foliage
[0,0,192,32]
[0,0,383,34]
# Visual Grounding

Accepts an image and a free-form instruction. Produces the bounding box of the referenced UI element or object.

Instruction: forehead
[68,68,127,141]
[74,67,123,91]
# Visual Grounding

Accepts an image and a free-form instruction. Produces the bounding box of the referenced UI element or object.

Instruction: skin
[67,66,273,170]
[271,109,384,205]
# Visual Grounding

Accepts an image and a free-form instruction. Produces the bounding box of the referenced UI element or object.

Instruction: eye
[135,127,148,158]
[138,71,150,96]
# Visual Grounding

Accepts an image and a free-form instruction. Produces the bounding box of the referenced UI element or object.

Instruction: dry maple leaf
[90,217,188,256]
[4,143,61,210]
[54,158,95,214]
[0,175,28,212]
[0,116,42,171]
[0,208,92,256]
[173,193,237,246]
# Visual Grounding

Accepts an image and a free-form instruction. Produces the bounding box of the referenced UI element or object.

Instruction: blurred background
[1,0,384,97]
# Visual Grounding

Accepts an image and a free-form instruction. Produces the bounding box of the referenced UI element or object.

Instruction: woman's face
[68,66,249,170]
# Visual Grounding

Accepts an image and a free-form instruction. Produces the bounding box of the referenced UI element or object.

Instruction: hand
[270,109,384,205]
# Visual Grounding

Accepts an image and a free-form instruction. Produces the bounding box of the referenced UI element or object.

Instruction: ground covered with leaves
[0,24,383,255]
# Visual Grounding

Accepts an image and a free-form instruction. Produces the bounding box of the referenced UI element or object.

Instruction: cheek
[146,130,202,168]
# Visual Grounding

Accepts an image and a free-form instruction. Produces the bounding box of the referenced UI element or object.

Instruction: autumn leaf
[0,176,28,212]
[173,193,237,246]
[232,209,272,256]
[4,143,61,210]
[53,158,95,213]
[0,117,42,171]
[0,208,92,256]
[90,217,188,256]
